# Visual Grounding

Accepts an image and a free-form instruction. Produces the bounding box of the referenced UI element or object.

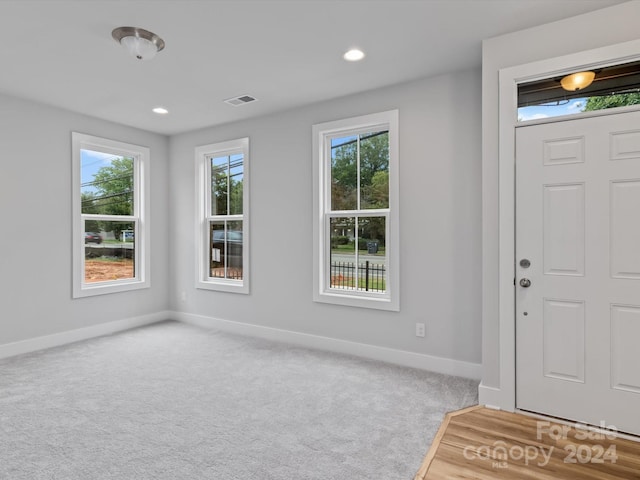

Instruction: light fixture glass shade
[560,71,596,91]
[112,27,165,61]
[121,35,158,61]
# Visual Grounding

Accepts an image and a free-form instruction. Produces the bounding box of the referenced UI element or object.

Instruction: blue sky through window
[518,98,587,122]
[80,149,125,194]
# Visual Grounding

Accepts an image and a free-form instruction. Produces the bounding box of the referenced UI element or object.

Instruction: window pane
[229,153,244,215]
[81,150,134,216]
[84,220,135,283]
[210,222,225,277]
[360,131,389,209]
[331,135,358,210]
[517,61,640,122]
[227,220,243,280]
[330,217,356,289]
[209,221,243,280]
[211,155,229,215]
[357,216,386,293]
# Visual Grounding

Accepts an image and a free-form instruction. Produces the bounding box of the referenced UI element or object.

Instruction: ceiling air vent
[224,95,257,106]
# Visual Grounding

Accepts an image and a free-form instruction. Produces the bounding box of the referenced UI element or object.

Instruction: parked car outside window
[84,232,103,244]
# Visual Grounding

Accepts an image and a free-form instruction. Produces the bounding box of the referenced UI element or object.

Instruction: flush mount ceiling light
[560,71,596,91]
[152,107,169,115]
[343,48,365,62]
[112,26,165,61]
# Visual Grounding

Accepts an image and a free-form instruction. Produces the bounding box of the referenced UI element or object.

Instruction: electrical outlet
[180,291,187,302]
[415,323,425,337]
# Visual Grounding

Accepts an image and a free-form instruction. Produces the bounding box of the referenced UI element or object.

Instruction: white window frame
[195,137,250,294]
[72,132,150,298]
[312,110,399,311]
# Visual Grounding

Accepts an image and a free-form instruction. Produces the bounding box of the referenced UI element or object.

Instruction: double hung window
[196,138,249,293]
[72,133,150,297]
[313,110,399,310]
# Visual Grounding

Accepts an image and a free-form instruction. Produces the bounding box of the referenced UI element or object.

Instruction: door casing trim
[495,38,640,412]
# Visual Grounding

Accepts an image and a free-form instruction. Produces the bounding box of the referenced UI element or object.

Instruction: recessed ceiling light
[343,49,365,62]
[152,107,169,115]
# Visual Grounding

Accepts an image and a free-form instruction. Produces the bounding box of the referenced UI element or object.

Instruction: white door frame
[496,38,640,412]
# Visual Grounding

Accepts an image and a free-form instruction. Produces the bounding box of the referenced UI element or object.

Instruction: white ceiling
[0,0,624,135]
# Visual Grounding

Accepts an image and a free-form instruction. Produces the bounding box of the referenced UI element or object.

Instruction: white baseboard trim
[0,311,170,360]
[478,382,505,409]
[173,311,482,380]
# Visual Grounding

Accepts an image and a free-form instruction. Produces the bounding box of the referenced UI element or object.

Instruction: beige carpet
[0,321,477,479]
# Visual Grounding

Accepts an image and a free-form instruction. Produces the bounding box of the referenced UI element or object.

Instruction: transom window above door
[517,60,640,122]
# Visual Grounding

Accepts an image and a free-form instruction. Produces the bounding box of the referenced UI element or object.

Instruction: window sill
[73,279,149,298]
[197,279,249,295]
[314,290,399,311]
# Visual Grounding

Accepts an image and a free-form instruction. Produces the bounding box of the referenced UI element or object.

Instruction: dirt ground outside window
[85,258,134,283]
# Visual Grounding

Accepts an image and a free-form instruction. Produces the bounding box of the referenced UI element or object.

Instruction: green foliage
[583,92,640,111]
[331,132,389,210]
[84,157,134,240]
[230,179,243,215]
[91,157,134,216]
[211,163,243,215]
[363,170,389,209]
[211,170,228,215]
[330,235,351,248]
[360,133,389,209]
[81,192,99,213]
[81,192,101,232]
[359,215,386,248]
[331,141,357,210]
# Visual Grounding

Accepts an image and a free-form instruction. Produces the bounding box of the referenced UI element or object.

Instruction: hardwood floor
[414,406,640,479]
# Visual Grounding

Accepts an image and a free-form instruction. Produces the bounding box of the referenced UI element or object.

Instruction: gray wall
[482,0,640,392]
[0,66,483,369]
[169,69,482,365]
[0,94,170,344]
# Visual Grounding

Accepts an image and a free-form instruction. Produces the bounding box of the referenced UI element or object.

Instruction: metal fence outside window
[330,260,386,292]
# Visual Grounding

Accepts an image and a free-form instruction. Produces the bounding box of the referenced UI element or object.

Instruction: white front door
[516,110,640,436]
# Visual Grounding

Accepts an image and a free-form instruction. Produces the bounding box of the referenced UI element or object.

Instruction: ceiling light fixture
[343,49,365,62]
[560,71,596,91]
[112,26,165,61]
[152,107,169,115]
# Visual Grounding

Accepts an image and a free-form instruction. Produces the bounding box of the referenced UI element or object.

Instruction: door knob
[519,278,531,288]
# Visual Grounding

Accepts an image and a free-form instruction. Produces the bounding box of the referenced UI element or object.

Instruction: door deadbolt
[520,258,531,268]
[519,278,531,288]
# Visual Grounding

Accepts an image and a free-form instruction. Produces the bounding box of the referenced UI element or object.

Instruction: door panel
[542,298,585,382]
[611,305,640,394]
[543,183,585,276]
[611,180,640,278]
[543,136,584,165]
[610,129,640,161]
[516,110,640,436]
